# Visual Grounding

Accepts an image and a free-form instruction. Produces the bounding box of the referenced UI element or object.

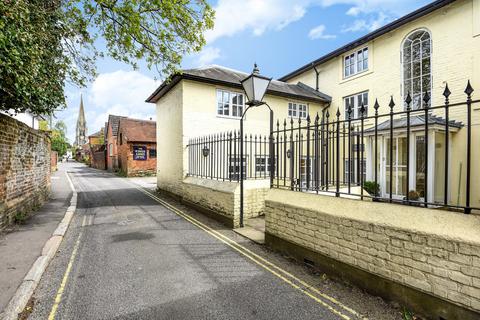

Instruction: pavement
[0,162,73,315]
[23,163,404,320]
[234,217,266,244]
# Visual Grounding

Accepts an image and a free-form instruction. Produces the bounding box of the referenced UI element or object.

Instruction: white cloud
[197,47,221,66]
[206,0,422,43]
[308,25,336,40]
[59,70,158,142]
[342,11,390,32]
[205,0,309,43]
[87,70,158,132]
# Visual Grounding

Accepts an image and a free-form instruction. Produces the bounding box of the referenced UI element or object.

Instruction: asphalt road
[28,163,403,320]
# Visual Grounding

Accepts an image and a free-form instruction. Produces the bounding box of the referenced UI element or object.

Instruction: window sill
[341,69,373,84]
[216,115,242,120]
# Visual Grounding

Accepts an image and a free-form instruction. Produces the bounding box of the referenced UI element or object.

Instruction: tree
[1,0,214,115]
[51,120,70,157]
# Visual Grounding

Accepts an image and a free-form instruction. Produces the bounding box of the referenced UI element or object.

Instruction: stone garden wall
[0,114,51,230]
[265,189,480,319]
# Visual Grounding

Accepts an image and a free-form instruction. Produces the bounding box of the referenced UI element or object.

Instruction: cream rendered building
[146,65,330,195]
[280,0,480,207]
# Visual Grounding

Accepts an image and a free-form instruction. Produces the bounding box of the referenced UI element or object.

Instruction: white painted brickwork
[265,189,480,312]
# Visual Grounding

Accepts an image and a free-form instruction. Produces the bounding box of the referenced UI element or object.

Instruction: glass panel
[413,77,421,93]
[415,136,426,197]
[385,138,396,194]
[413,94,421,110]
[404,79,412,95]
[350,64,355,75]
[412,61,421,78]
[404,47,411,63]
[421,39,431,58]
[397,137,408,196]
[434,132,446,203]
[404,63,412,80]
[421,58,431,75]
[412,42,421,61]
[363,48,368,69]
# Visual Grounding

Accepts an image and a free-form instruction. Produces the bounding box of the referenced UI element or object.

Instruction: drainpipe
[312,63,320,92]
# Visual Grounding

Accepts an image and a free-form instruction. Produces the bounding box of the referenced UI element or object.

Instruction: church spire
[75,94,87,146]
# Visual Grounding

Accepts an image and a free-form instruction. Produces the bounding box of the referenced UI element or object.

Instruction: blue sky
[59,0,432,143]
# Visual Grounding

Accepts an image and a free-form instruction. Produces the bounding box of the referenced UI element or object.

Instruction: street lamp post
[239,64,273,227]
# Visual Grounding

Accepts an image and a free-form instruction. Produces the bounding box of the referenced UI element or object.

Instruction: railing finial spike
[443,83,451,98]
[389,96,395,111]
[465,80,474,96]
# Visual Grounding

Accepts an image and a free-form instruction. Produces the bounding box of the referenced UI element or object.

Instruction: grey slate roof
[146,65,331,104]
[107,115,126,137]
[364,114,463,133]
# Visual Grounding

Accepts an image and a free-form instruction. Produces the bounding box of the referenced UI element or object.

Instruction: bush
[408,190,420,201]
[363,181,380,196]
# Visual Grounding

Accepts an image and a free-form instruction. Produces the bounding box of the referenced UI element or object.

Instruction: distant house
[1,110,46,129]
[105,115,126,171]
[117,118,156,176]
[88,128,106,170]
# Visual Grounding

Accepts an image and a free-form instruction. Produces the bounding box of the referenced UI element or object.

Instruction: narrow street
[28,163,401,320]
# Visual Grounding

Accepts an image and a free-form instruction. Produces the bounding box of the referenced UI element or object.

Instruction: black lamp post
[239,64,273,227]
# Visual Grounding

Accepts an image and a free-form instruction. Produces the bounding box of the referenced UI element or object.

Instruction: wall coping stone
[266,189,480,245]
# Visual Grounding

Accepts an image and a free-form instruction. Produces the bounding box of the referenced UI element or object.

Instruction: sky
[58,0,432,143]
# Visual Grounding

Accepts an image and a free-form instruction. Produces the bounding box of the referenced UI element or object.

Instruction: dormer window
[344,47,368,78]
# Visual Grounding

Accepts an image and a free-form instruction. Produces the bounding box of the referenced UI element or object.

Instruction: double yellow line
[133,184,366,320]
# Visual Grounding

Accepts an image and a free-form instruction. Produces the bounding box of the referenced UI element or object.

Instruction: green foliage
[408,190,420,201]
[14,211,29,224]
[51,120,70,157]
[1,0,214,115]
[363,181,380,196]
[402,308,416,320]
[39,120,50,131]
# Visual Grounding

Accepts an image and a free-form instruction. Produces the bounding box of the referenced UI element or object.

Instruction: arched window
[402,29,431,110]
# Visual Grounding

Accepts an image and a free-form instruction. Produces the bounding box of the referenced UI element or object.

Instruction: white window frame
[216,89,245,119]
[109,143,113,156]
[401,29,432,110]
[344,91,369,119]
[344,47,369,78]
[288,102,308,119]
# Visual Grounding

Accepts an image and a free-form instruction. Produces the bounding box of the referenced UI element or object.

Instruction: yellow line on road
[132,185,366,320]
[48,226,84,320]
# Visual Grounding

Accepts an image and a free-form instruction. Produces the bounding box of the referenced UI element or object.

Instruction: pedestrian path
[0,162,72,315]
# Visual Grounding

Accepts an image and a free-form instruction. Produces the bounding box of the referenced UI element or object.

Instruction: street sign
[133,146,147,160]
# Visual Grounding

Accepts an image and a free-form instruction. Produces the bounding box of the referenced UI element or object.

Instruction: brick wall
[91,149,106,170]
[0,114,51,230]
[265,189,480,315]
[118,142,156,177]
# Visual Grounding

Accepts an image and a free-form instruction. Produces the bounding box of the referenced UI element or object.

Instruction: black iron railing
[187,81,478,214]
[271,82,478,214]
[187,132,273,181]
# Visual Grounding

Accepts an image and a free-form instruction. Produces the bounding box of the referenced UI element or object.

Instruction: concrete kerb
[1,171,77,320]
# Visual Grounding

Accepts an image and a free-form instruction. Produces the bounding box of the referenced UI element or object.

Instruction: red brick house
[117,118,156,176]
[105,115,126,171]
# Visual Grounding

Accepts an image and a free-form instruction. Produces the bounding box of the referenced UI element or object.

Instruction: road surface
[28,162,402,320]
